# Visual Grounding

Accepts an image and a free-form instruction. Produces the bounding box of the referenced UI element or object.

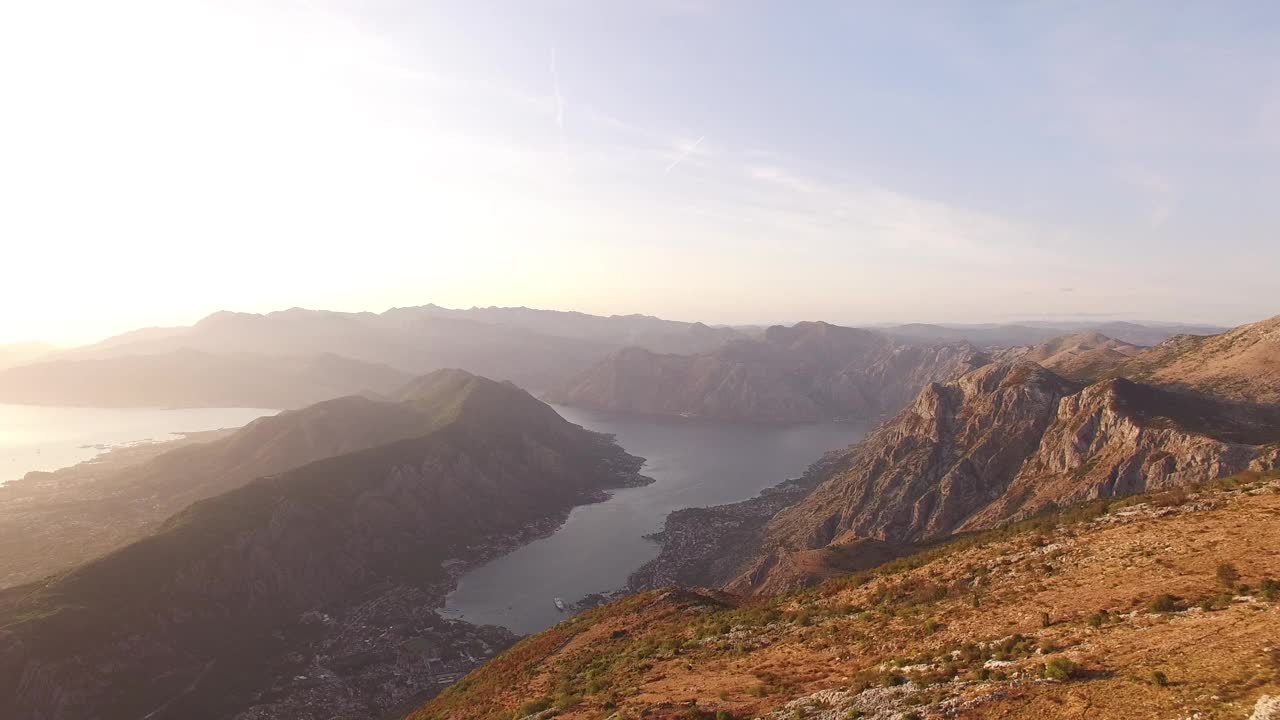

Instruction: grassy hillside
[413,470,1280,720]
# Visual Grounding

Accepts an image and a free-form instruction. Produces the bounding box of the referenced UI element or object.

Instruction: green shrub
[1260,577,1279,601]
[1151,670,1169,687]
[1148,594,1180,613]
[1042,657,1080,680]
[514,698,551,718]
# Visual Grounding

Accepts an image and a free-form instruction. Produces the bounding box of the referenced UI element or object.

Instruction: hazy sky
[2,1,1278,344]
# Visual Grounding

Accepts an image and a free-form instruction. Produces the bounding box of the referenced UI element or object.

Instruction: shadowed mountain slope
[0,369,542,589]
[0,370,647,720]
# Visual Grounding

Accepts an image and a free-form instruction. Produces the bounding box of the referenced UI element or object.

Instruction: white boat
[553,597,568,612]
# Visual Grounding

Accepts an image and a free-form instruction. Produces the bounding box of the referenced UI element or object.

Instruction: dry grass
[410,474,1280,720]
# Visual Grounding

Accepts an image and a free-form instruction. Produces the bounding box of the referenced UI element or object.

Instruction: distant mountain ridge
[548,321,988,422]
[49,305,743,393]
[0,349,410,408]
[0,370,648,720]
[993,331,1144,382]
[877,320,1226,348]
[0,306,743,408]
[0,341,56,370]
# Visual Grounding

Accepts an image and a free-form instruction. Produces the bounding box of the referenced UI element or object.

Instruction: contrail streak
[664,135,705,173]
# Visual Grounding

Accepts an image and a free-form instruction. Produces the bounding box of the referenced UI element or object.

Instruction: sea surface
[442,405,867,634]
[0,404,278,485]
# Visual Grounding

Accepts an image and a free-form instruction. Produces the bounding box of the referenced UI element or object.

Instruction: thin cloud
[550,47,565,151]
[664,135,705,173]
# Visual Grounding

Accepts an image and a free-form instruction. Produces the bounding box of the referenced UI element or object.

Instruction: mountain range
[2,306,1276,720]
[0,306,1231,411]
[548,322,988,422]
[0,370,648,720]
[627,316,1280,597]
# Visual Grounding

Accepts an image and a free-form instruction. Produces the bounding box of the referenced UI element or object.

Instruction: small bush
[1042,657,1079,680]
[1151,670,1169,687]
[1087,610,1108,628]
[1040,611,1052,628]
[1148,594,1180,613]
[1216,562,1240,589]
[1260,577,1279,601]
[514,698,551,718]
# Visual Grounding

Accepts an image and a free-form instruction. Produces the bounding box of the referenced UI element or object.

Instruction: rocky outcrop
[730,363,1280,592]
[0,371,648,720]
[1119,313,1280,404]
[548,322,987,422]
[998,331,1143,382]
[966,377,1280,527]
[640,359,1280,595]
[742,363,1076,572]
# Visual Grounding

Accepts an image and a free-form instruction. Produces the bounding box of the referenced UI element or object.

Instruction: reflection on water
[442,405,865,634]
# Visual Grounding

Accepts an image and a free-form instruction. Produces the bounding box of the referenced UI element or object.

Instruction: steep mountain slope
[0,348,410,408]
[636,359,1280,596]
[548,322,986,422]
[1004,331,1143,382]
[0,371,647,720]
[0,371,530,589]
[1119,313,1280,404]
[412,472,1280,720]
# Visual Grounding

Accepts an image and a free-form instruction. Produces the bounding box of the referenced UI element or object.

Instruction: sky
[2,1,1279,345]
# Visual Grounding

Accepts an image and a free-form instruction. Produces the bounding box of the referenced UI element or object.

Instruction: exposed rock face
[998,331,1143,382]
[1119,313,1280,404]
[548,322,986,422]
[645,360,1280,595]
[0,371,648,720]
[751,363,1077,560]
[966,377,1279,528]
